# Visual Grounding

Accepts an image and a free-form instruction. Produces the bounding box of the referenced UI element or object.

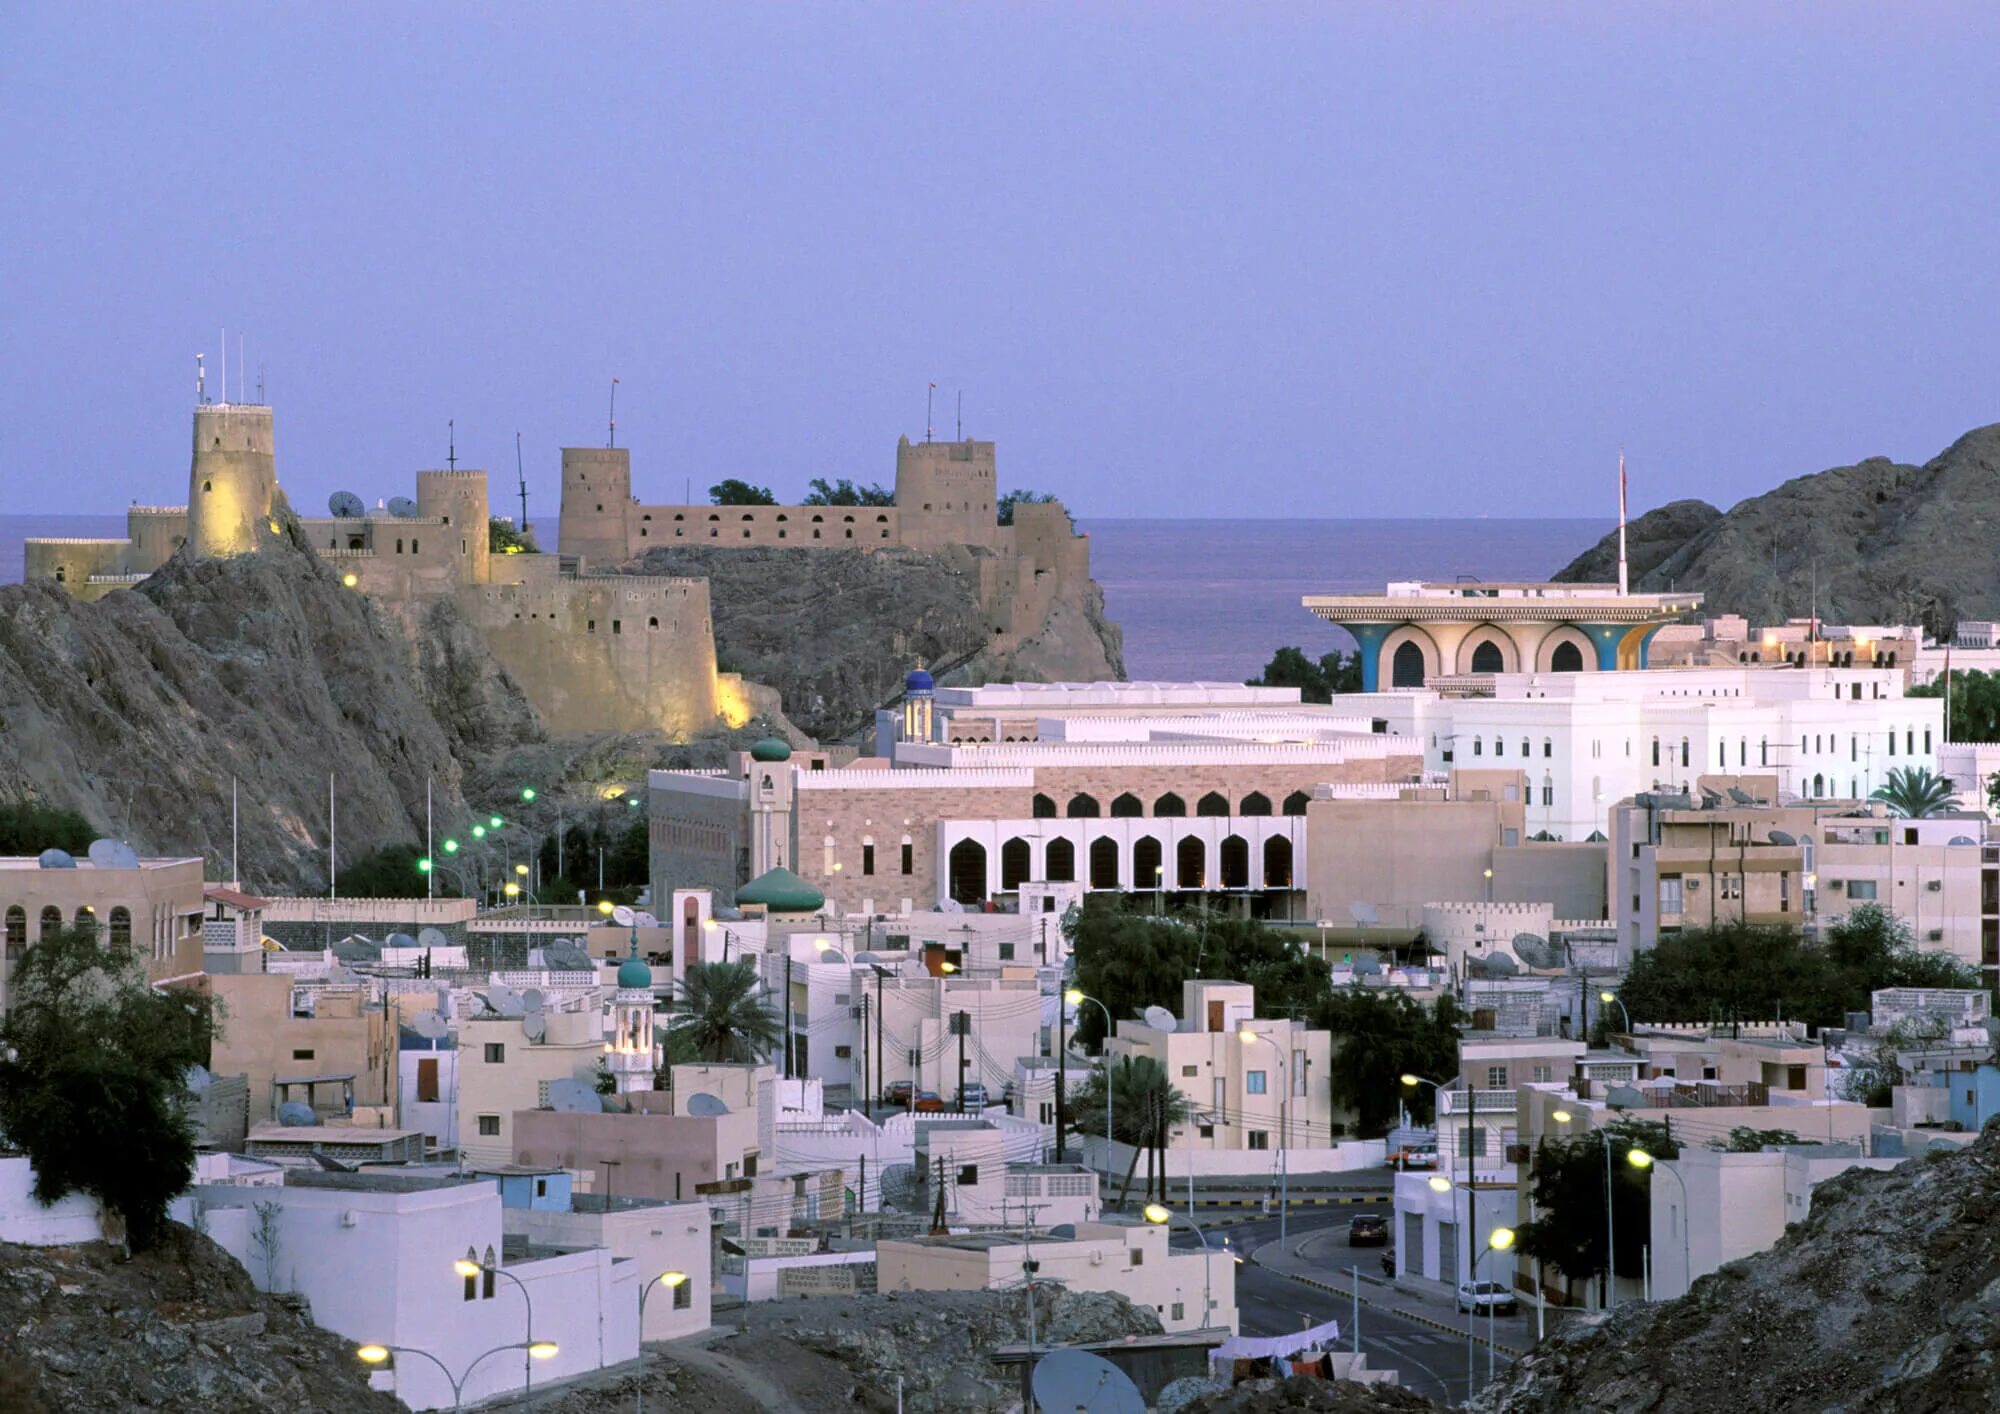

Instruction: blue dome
[905,668,935,694]
[617,954,653,990]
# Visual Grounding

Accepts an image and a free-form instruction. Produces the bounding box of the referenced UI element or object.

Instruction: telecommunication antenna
[258,366,265,404]
[447,419,457,472]
[956,389,962,441]
[515,431,529,532]
[239,331,245,403]
[925,381,935,442]
[608,377,619,448]
[220,328,226,406]
[196,353,206,404]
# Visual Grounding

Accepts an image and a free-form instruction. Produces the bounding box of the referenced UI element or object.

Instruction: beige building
[2,852,206,1011]
[457,999,607,1168]
[209,973,392,1123]
[1647,615,1919,675]
[878,1220,1236,1334]
[514,1097,765,1205]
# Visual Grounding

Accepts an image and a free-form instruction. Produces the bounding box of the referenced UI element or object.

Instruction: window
[1486,1066,1508,1088]
[1246,1070,1268,1095]
[1848,880,1878,900]
[1198,1124,1215,1138]
[292,1049,315,1061]
[1658,876,1684,914]
[862,843,875,876]
[478,1115,500,1137]
[1182,1064,1199,1077]
[484,1043,506,1064]
[901,841,913,874]
[1460,1126,1489,1158]
[957,1164,978,1186]
[1543,738,1553,758]
[1680,738,1690,768]
[1780,872,1791,912]
[1248,1131,1269,1151]
[1294,1050,1307,1095]
[1172,1302,1185,1322]
[1541,777,1553,807]
[673,1281,692,1310]
[1130,1246,1144,1266]
[1473,737,1483,756]
[1501,828,1520,846]
[834,1044,852,1059]
[998,942,1015,960]
[417,1058,440,1101]
[1651,738,1660,767]
[1719,874,1742,900]
[1531,1064,1552,1083]
[1032,793,1058,819]
[1494,738,1503,757]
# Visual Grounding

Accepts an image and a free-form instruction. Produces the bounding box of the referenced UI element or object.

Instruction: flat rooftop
[248,1126,422,1143]
[281,1170,480,1193]
[0,855,202,872]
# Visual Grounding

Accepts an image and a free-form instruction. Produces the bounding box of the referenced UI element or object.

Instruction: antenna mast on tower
[196,353,206,404]
[448,419,457,472]
[608,378,619,448]
[516,431,529,532]
[1617,450,1629,596]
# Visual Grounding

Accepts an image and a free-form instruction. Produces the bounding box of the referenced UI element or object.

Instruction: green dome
[735,866,825,913]
[617,954,653,990]
[750,737,793,763]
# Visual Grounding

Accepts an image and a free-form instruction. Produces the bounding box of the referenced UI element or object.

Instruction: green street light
[521,787,536,802]
[489,815,503,829]
[443,838,459,853]
[417,858,433,874]
[628,797,642,808]
[472,825,486,839]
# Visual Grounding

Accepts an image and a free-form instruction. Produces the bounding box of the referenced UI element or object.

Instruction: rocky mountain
[1552,424,2000,636]
[0,1225,402,1413]
[633,544,1125,740]
[1470,1123,2000,1413]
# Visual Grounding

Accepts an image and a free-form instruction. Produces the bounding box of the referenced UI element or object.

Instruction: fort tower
[187,403,279,559]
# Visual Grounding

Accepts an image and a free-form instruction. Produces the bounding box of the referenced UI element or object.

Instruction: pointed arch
[1239,791,1272,816]
[1391,640,1427,688]
[1196,790,1230,817]
[1045,837,1076,883]
[1133,836,1163,889]
[1550,641,1584,672]
[108,906,132,953]
[1154,792,1186,818]
[1000,837,1032,890]
[1282,791,1311,817]
[1089,837,1121,889]
[1110,792,1144,818]
[1263,836,1294,888]
[947,840,988,905]
[1032,793,1057,819]
[1176,836,1206,889]
[1219,835,1250,888]
[1066,793,1101,818]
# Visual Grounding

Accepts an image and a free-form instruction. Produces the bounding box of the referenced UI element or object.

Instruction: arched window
[4,906,24,955]
[1196,791,1229,817]
[1813,773,1826,798]
[1176,836,1206,889]
[1032,793,1058,819]
[947,840,988,905]
[1680,738,1690,768]
[1263,836,1293,888]
[1542,738,1552,758]
[1219,835,1250,888]
[1521,738,1532,758]
[1470,640,1504,673]
[1154,792,1186,817]
[108,906,132,953]
[1089,837,1120,889]
[1550,641,1584,672]
[1046,838,1076,883]
[1000,837,1032,890]
[74,906,96,933]
[1133,836,1164,890]
[1282,791,1311,816]
[39,906,61,940]
[1110,792,1143,818]
[1066,793,1101,818]
[1391,641,1426,688]
[1239,791,1272,816]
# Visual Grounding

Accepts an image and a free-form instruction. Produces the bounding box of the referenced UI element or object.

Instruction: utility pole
[859,993,871,1116]
[951,1010,971,1112]
[1054,987,1069,1162]
[930,1155,949,1234]
[784,954,795,1079]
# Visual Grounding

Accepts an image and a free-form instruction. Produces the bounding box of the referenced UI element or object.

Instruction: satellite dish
[685,1092,731,1117]
[483,985,523,1016]
[854,952,883,965]
[1048,1223,1077,1240]
[1473,953,1519,978]
[522,1013,547,1043]
[277,1101,317,1127]
[521,988,545,1013]
[1604,1084,1645,1110]
[1950,835,1977,847]
[634,911,658,928]
[37,848,77,870]
[1352,954,1383,976]
[1030,1349,1145,1414]
[411,1013,449,1040]
[1727,787,1753,805]
[328,490,365,518]
[547,1078,601,1114]
[387,496,419,518]
[186,1064,214,1093]
[1349,900,1380,927]
[418,927,449,950]
[819,948,848,964]
[386,932,417,951]
[1512,933,1564,970]
[612,905,636,927]
[87,838,141,869]
[1142,1005,1178,1033]
[1768,829,1797,846]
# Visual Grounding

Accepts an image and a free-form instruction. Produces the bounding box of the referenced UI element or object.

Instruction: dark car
[884,1080,915,1106]
[1348,1214,1389,1246]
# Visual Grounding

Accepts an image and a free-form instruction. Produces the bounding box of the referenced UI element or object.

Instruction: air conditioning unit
[849,1005,864,1019]
[1089,1251,1105,1266]
[1928,929,1944,942]
[1830,880,1845,891]
[1927,879,1943,892]
[1686,878,1702,891]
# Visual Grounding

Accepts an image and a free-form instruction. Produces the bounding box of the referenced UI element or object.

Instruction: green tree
[1313,991,1463,1136]
[1909,669,2000,742]
[1708,1126,1804,1152]
[668,961,782,1062]
[1065,1055,1190,1208]
[709,479,777,505]
[488,517,537,554]
[995,489,1057,526]
[1513,1118,1679,1306]
[802,477,894,507]
[0,801,95,855]
[0,926,218,1250]
[1869,765,1957,819]
[336,842,462,899]
[1246,647,1364,701]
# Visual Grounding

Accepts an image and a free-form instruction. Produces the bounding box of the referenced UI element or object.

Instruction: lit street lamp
[1143,1203,1214,1331]
[356,1340,556,1412]
[634,1271,689,1414]
[1242,1028,1289,1244]
[455,1257,541,1392]
[1065,989,1114,1193]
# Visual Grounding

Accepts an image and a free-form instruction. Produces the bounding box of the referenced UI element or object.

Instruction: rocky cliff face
[1552,424,2000,635]
[634,544,1124,740]
[0,530,540,892]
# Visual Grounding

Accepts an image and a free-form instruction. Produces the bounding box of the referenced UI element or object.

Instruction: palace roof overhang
[1304,584,1702,626]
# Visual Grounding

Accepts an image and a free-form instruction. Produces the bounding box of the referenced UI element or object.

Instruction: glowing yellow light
[1488,1226,1517,1251]
[1551,1109,1573,1124]
[453,1259,481,1278]
[1427,1175,1453,1193]
[938,961,957,974]
[1628,1148,1654,1170]
[504,882,520,897]
[267,519,281,535]
[356,1345,390,1364]
[598,900,615,916]
[660,1270,689,1287]
[528,1341,558,1360]
[342,573,358,588]
[1238,1027,1258,1043]
[515,863,529,876]
[1142,1203,1171,1224]
[1063,988,1084,1006]
[1599,991,1616,1003]
[1399,1073,1420,1087]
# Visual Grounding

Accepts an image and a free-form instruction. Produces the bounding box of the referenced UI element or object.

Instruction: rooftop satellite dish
[37,848,77,870]
[277,1100,317,1127]
[1352,954,1383,976]
[1142,1005,1178,1033]
[1473,953,1519,978]
[1512,933,1565,970]
[418,927,449,950]
[521,988,546,1013]
[685,1092,731,1117]
[1349,900,1380,927]
[328,490,365,518]
[1604,1084,1645,1110]
[819,948,849,964]
[484,984,523,1016]
[547,1078,601,1114]
[387,496,419,518]
[634,911,658,928]
[522,1013,547,1043]
[1767,829,1798,846]
[410,1013,449,1040]
[1030,1349,1145,1414]
[386,932,417,951]
[612,905,636,927]
[1727,787,1754,805]
[87,838,141,869]
[854,952,883,965]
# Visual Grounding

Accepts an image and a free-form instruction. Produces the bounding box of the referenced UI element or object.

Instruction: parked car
[884,1080,915,1106]
[1387,1146,1440,1170]
[1456,1280,1518,1316]
[958,1082,991,1109]
[1347,1214,1389,1246]
[913,1090,946,1112]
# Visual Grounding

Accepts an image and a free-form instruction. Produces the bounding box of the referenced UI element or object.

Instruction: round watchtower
[417,470,492,585]
[187,403,278,559]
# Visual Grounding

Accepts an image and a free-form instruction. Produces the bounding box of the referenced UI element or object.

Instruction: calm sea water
[3,514,1608,686]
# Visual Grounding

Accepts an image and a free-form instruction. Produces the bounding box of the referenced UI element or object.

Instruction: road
[1168,1209,1517,1409]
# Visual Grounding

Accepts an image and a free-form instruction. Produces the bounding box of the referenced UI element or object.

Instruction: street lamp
[1598,990,1631,1037]
[1474,1226,1517,1392]
[1065,989,1114,1192]
[356,1340,556,1412]
[1241,1028,1289,1245]
[1142,1203,1214,1331]
[454,1257,541,1393]
[521,787,537,802]
[634,1271,689,1414]
[1402,1074,1462,1297]
[1628,1146,1690,1297]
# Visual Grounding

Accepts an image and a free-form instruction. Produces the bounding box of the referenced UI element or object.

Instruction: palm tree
[1870,766,1956,819]
[1067,1055,1190,1209]
[668,961,782,1063]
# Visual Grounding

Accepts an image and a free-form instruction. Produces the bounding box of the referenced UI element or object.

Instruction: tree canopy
[709,479,777,505]
[996,489,1057,526]
[336,842,463,899]
[1869,765,1958,819]
[1616,905,1977,1031]
[669,961,782,1063]
[1064,1054,1190,1207]
[1514,1117,1680,1302]
[0,800,94,855]
[1314,990,1464,1135]
[1247,646,1363,701]
[488,517,537,554]
[802,477,894,507]
[1909,669,2000,742]
[0,926,217,1249]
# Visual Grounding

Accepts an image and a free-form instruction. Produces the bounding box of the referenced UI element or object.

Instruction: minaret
[608,921,658,1095]
[902,665,936,743]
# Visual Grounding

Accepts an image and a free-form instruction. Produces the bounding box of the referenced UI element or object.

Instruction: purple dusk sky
[4,4,1998,523]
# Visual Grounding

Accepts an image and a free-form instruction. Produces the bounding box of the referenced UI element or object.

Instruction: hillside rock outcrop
[1552,424,2000,635]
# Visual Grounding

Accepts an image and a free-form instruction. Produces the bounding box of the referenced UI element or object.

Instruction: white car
[1456,1280,1518,1316]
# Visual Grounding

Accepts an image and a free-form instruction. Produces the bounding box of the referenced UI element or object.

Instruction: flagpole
[232,776,239,886]
[1617,451,1629,597]
[329,772,337,901]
